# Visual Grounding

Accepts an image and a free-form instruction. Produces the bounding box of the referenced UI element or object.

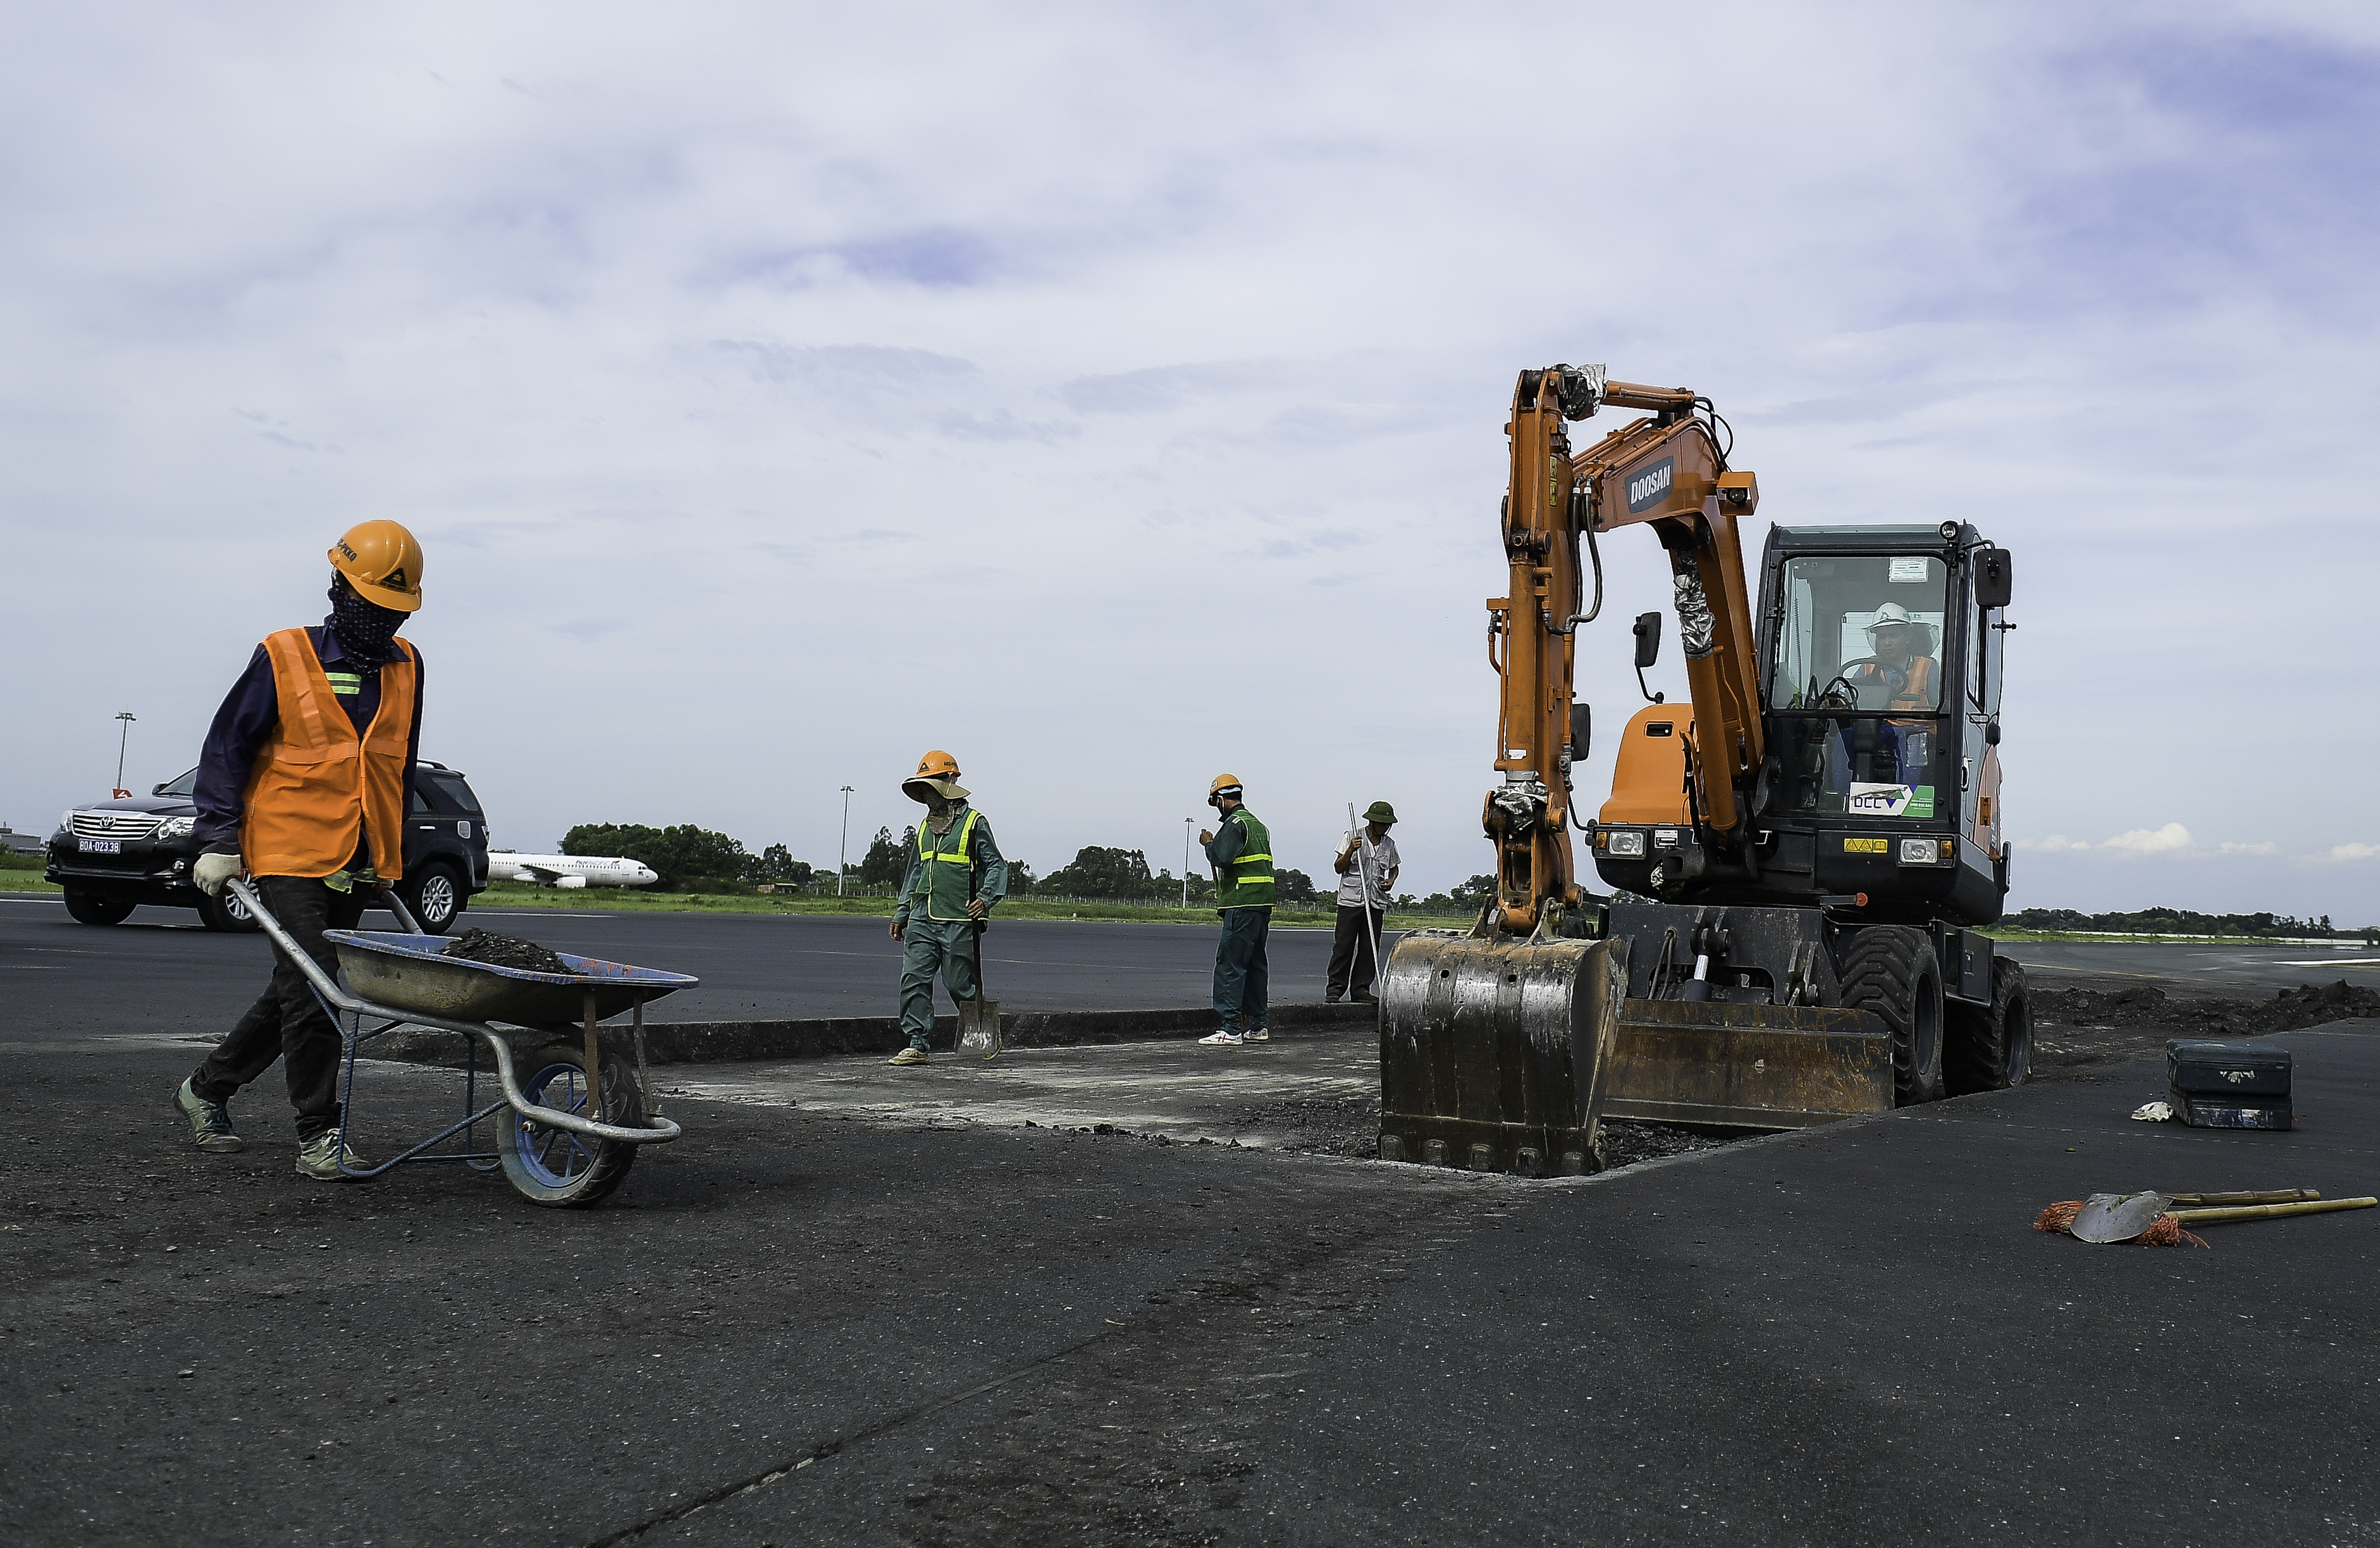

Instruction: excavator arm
[1484,366,1765,932]
[1567,371,1765,841]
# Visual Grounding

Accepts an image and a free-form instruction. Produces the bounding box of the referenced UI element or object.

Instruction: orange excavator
[1378,366,2026,1174]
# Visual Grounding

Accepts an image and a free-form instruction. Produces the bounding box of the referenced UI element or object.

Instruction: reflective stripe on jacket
[1213,808,1276,910]
[239,628,416,879]
[913,809,982,922]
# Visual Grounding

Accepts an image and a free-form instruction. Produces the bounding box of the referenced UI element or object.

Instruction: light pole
[1182,817,1193,909]
[837,786,855,896]
[113,712,137,798]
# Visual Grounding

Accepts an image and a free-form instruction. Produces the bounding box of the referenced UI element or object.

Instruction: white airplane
[490,852,660,889]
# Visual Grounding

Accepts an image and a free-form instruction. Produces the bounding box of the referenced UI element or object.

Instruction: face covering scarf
[327,574,406,668]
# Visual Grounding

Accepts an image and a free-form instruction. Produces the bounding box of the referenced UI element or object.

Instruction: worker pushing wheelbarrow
[170,518,689,1204]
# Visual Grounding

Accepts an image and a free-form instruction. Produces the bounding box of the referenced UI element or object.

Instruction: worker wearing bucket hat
[1197,774,1274,1046]
[1327,801,1401,1003]
[887,750,1009,1065]
[173,520,428,1178]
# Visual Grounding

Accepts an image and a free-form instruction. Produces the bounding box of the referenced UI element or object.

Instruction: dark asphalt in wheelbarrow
[6,1007,2380,1546]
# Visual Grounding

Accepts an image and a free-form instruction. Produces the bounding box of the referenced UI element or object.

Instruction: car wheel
[402,863,464,936]
[63,888,136,926]
[196,888,262,934]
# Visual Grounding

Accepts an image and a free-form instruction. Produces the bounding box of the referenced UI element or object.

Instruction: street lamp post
[113,712,137,798]
[837,786,855,896]
[1182,817,1193,909]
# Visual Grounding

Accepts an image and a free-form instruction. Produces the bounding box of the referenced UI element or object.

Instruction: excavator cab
[1379,368,2025,1176]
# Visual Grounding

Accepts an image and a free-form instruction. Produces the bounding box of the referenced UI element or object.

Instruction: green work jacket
[896,805,1009,924]
[1203,807,1275,910]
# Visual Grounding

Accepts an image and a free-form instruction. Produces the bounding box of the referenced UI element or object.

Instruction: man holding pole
[1326,802,1400,1004]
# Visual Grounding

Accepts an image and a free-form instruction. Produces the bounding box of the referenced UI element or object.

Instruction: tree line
[2005,905,2374,941]
[557,823,1338,902]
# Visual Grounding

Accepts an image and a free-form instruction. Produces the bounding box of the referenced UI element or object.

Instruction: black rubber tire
[195,888,262,934]
[1835,925,1946,1106]
[1945,957,2031,1095]
[400,863,464,936]
[62,889,135,926]
[498,1044,644,1208]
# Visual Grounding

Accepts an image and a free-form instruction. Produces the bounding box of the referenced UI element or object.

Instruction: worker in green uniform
[887,749,1008,1066]
[1198,773,1274,1046]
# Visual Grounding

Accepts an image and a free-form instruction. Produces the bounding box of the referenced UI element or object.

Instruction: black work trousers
[1327,902,1387,1001]
[189,876,362,1140]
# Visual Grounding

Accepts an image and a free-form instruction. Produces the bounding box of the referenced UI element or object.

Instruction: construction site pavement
[6,1003,2378,1545]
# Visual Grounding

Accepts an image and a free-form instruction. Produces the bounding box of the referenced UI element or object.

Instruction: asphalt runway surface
[0,894,1370,1029]
[10,896,2380,1545]
[1997,938,2380,994]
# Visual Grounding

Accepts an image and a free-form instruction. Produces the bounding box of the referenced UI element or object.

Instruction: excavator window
[1763,554,1952,819]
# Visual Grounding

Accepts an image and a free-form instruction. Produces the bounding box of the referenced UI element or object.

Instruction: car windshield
[1768,554,1948,712]
[156,767,199,797]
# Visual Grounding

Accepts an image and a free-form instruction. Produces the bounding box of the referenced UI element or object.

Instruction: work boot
[294,1128,369,1181]
[173,1078,242,1154]
[1197,1029,1243,1046]
[1324,993,1343,1005]
[1244,1027,1269,1044]
[888,1046,930,1066]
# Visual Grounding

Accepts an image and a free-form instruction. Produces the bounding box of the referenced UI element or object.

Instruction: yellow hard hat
[903,749,968,804]
[1207,772,1243,808]
[328,520,424,613]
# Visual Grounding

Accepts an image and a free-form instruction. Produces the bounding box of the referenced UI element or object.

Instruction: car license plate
[77,838,123,855]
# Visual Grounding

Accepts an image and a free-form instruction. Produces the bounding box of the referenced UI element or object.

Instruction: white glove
[195,852,244,897]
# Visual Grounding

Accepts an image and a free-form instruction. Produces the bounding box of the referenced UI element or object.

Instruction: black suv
[46,762,491,935]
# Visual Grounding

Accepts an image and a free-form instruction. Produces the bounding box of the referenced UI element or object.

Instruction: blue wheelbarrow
[226,879,693,1207]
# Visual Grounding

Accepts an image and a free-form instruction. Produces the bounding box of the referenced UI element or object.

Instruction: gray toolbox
[2166,1038,2293,1130]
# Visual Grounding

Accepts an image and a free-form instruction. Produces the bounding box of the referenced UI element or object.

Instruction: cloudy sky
[6,3,2376,920]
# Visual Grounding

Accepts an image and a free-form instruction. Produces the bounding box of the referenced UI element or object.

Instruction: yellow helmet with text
[1207,772,1244,808]
[328,521,425,612]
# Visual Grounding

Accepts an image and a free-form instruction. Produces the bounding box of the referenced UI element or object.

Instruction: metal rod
[583,989,605,1124]
[1348,803,1384,984]
[632,993,657,1115]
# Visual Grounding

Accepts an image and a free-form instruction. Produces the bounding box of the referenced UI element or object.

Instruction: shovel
[956,914,1001,1061]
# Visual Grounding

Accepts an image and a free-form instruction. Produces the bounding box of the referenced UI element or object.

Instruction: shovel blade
[957,998,1002,1060]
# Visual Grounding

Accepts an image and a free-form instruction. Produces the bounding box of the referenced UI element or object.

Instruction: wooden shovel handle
[2166,1189,2320,1206]
[2167,1197,2375,1225]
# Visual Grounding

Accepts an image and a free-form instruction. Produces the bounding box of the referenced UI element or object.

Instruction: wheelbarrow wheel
[498,1044,644,1208]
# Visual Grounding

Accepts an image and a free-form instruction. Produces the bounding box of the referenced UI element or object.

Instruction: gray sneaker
[173,1078,242,1154]
[1245,1027,1269,1043]
[294,1128,369,1181]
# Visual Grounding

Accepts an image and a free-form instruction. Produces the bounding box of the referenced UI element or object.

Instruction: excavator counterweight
[1379,366,2023,1173]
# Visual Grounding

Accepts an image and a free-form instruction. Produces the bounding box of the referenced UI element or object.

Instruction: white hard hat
[1866,603,1916,633]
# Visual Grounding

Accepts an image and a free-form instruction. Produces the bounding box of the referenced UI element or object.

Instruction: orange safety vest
[1853,655,1937,715]
[239,628,417,880]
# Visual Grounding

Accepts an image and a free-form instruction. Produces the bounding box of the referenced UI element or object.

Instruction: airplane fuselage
[490,853,660,889]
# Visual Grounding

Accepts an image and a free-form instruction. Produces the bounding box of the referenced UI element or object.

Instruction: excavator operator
[1843,602,1939,715]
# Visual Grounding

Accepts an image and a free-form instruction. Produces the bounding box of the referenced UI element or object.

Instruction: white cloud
[2329,843,2380,862]
[2219,841,2279,856]
[2101,824,2197,855]
[2019,834,2093,853]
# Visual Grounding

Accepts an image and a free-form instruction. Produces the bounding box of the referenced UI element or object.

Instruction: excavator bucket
[1600,1000,1893,1129]
[1378,931,1896,1177]
[1378,931,1630,1176]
